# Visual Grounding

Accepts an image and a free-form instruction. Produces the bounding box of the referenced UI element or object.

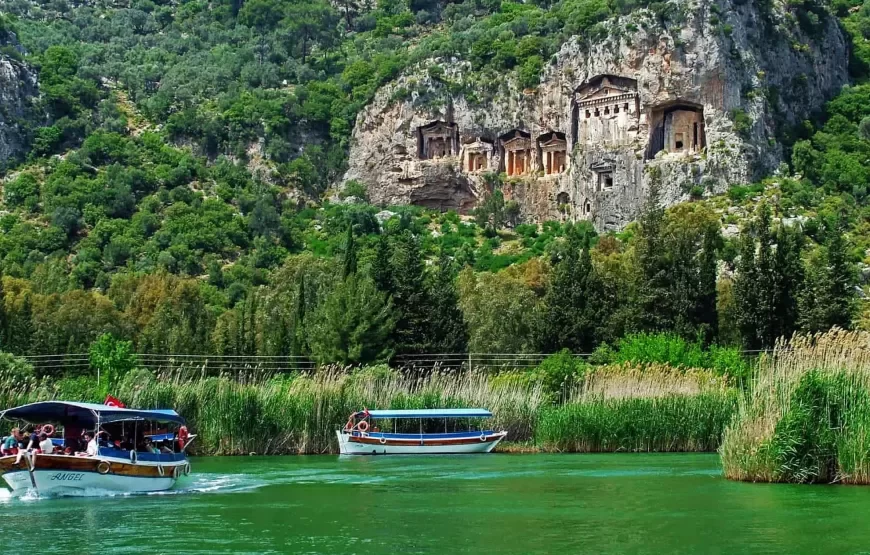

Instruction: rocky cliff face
[343,0,850,229]
[0,34,38,167]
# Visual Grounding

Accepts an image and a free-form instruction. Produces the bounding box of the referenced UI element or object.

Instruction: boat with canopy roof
[0,401,194,495]
[337,408,507,455]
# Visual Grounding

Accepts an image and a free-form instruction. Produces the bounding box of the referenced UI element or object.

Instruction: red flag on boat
[104,395,126,408]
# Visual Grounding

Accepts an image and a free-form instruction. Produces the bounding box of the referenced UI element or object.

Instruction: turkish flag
[104,395,126,408]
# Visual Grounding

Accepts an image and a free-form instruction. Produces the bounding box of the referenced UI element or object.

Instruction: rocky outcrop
[0,34,38,167]
[343,0,849,229]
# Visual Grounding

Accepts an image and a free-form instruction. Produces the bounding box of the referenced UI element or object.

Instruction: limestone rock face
[343,0,849,229]
[0,50,38,166]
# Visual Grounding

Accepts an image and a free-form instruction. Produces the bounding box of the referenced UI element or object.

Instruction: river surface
[0,454,868,554]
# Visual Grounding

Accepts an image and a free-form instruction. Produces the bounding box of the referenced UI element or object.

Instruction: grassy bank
[721,330,870,484]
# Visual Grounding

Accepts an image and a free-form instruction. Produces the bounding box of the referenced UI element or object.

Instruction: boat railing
[97,447,186,463]
[350,430,496,440]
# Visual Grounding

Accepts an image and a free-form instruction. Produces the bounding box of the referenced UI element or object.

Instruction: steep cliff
[343,0,850,229]
[0,32,38,167]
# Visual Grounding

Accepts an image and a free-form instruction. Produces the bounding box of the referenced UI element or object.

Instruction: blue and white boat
[337,408,507,455]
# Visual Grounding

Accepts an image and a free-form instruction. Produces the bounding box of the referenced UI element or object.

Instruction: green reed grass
[0,366,544,455]
[536,364,736,452]
[720,329,870,484]
[0,361,739,456]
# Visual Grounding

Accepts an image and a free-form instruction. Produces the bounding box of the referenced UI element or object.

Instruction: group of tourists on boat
[2,423,187,461]
[0,401,195,495]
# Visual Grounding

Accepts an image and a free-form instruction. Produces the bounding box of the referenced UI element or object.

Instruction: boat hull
[0,454,188,495]
[3,469,177,494]
[337,430,507,455]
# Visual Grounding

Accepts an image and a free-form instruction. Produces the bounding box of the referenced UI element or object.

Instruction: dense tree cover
[0,0,866,367]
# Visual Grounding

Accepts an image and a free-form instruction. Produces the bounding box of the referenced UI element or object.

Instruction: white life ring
[480,433,487,442]
[157,465,165,477]
[130,450,137,463]
[183,462,191,476]
[97,461,111,475]
[172,465,181,479]
[379,436,387,445]
[357,421,369,433]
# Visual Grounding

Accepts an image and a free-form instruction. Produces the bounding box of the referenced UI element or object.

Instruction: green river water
[1,453,868,554]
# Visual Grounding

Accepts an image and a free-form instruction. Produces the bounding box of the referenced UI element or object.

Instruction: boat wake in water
[0,472,266,501]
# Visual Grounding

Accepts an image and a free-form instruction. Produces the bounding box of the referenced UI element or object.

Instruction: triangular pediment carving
[541,138,567,149]
[579,86,630,102]
[590,158,616,172]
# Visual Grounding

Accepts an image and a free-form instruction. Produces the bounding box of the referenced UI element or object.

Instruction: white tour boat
[337,408,507,455]
[0,401,195,495]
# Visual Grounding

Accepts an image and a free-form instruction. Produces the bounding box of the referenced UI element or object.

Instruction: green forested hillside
[0,0,867,366]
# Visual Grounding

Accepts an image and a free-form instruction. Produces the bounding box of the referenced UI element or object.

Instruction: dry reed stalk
[570,363,727,402]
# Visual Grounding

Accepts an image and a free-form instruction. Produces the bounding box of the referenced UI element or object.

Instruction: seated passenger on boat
[38,433,54,455]
[1,428,21,455]
[76,432,97,457]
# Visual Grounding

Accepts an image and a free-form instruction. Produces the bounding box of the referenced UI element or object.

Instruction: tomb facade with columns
[342,0,849,229]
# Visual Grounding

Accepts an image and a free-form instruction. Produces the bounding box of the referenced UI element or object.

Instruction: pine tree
[307,274,395,364]
[426,252,469,353]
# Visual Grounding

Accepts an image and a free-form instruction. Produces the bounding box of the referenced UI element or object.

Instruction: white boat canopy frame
[353,408,493,419]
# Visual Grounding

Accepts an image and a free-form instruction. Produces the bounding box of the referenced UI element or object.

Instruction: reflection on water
[0,454,865,554]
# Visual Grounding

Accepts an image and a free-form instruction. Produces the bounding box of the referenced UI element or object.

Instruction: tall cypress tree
[7,293,33,356]
[695,225,720,342]
[389,231,432,354]
[290,275,307,357]
[773,224,804,340]
[0,275,6,352]
[634,187,670,332]
[734,204,802,349]
[536,232,603,353]
[799,220,855,332]
[426,252,468,353]
[342,223,357,278]
[369,234,393,295]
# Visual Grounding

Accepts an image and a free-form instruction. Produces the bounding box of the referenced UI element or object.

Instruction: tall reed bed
[0,366,544,455]
[537,364,736,452]
[721,330,870,484]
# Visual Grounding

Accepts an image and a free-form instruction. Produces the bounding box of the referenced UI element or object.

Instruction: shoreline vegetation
[722,330,870,485]
[2,330,870,486]
[0,332,742,456]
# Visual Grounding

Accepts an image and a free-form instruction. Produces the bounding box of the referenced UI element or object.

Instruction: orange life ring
[41,424,55,436]
[357,421,369,433]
